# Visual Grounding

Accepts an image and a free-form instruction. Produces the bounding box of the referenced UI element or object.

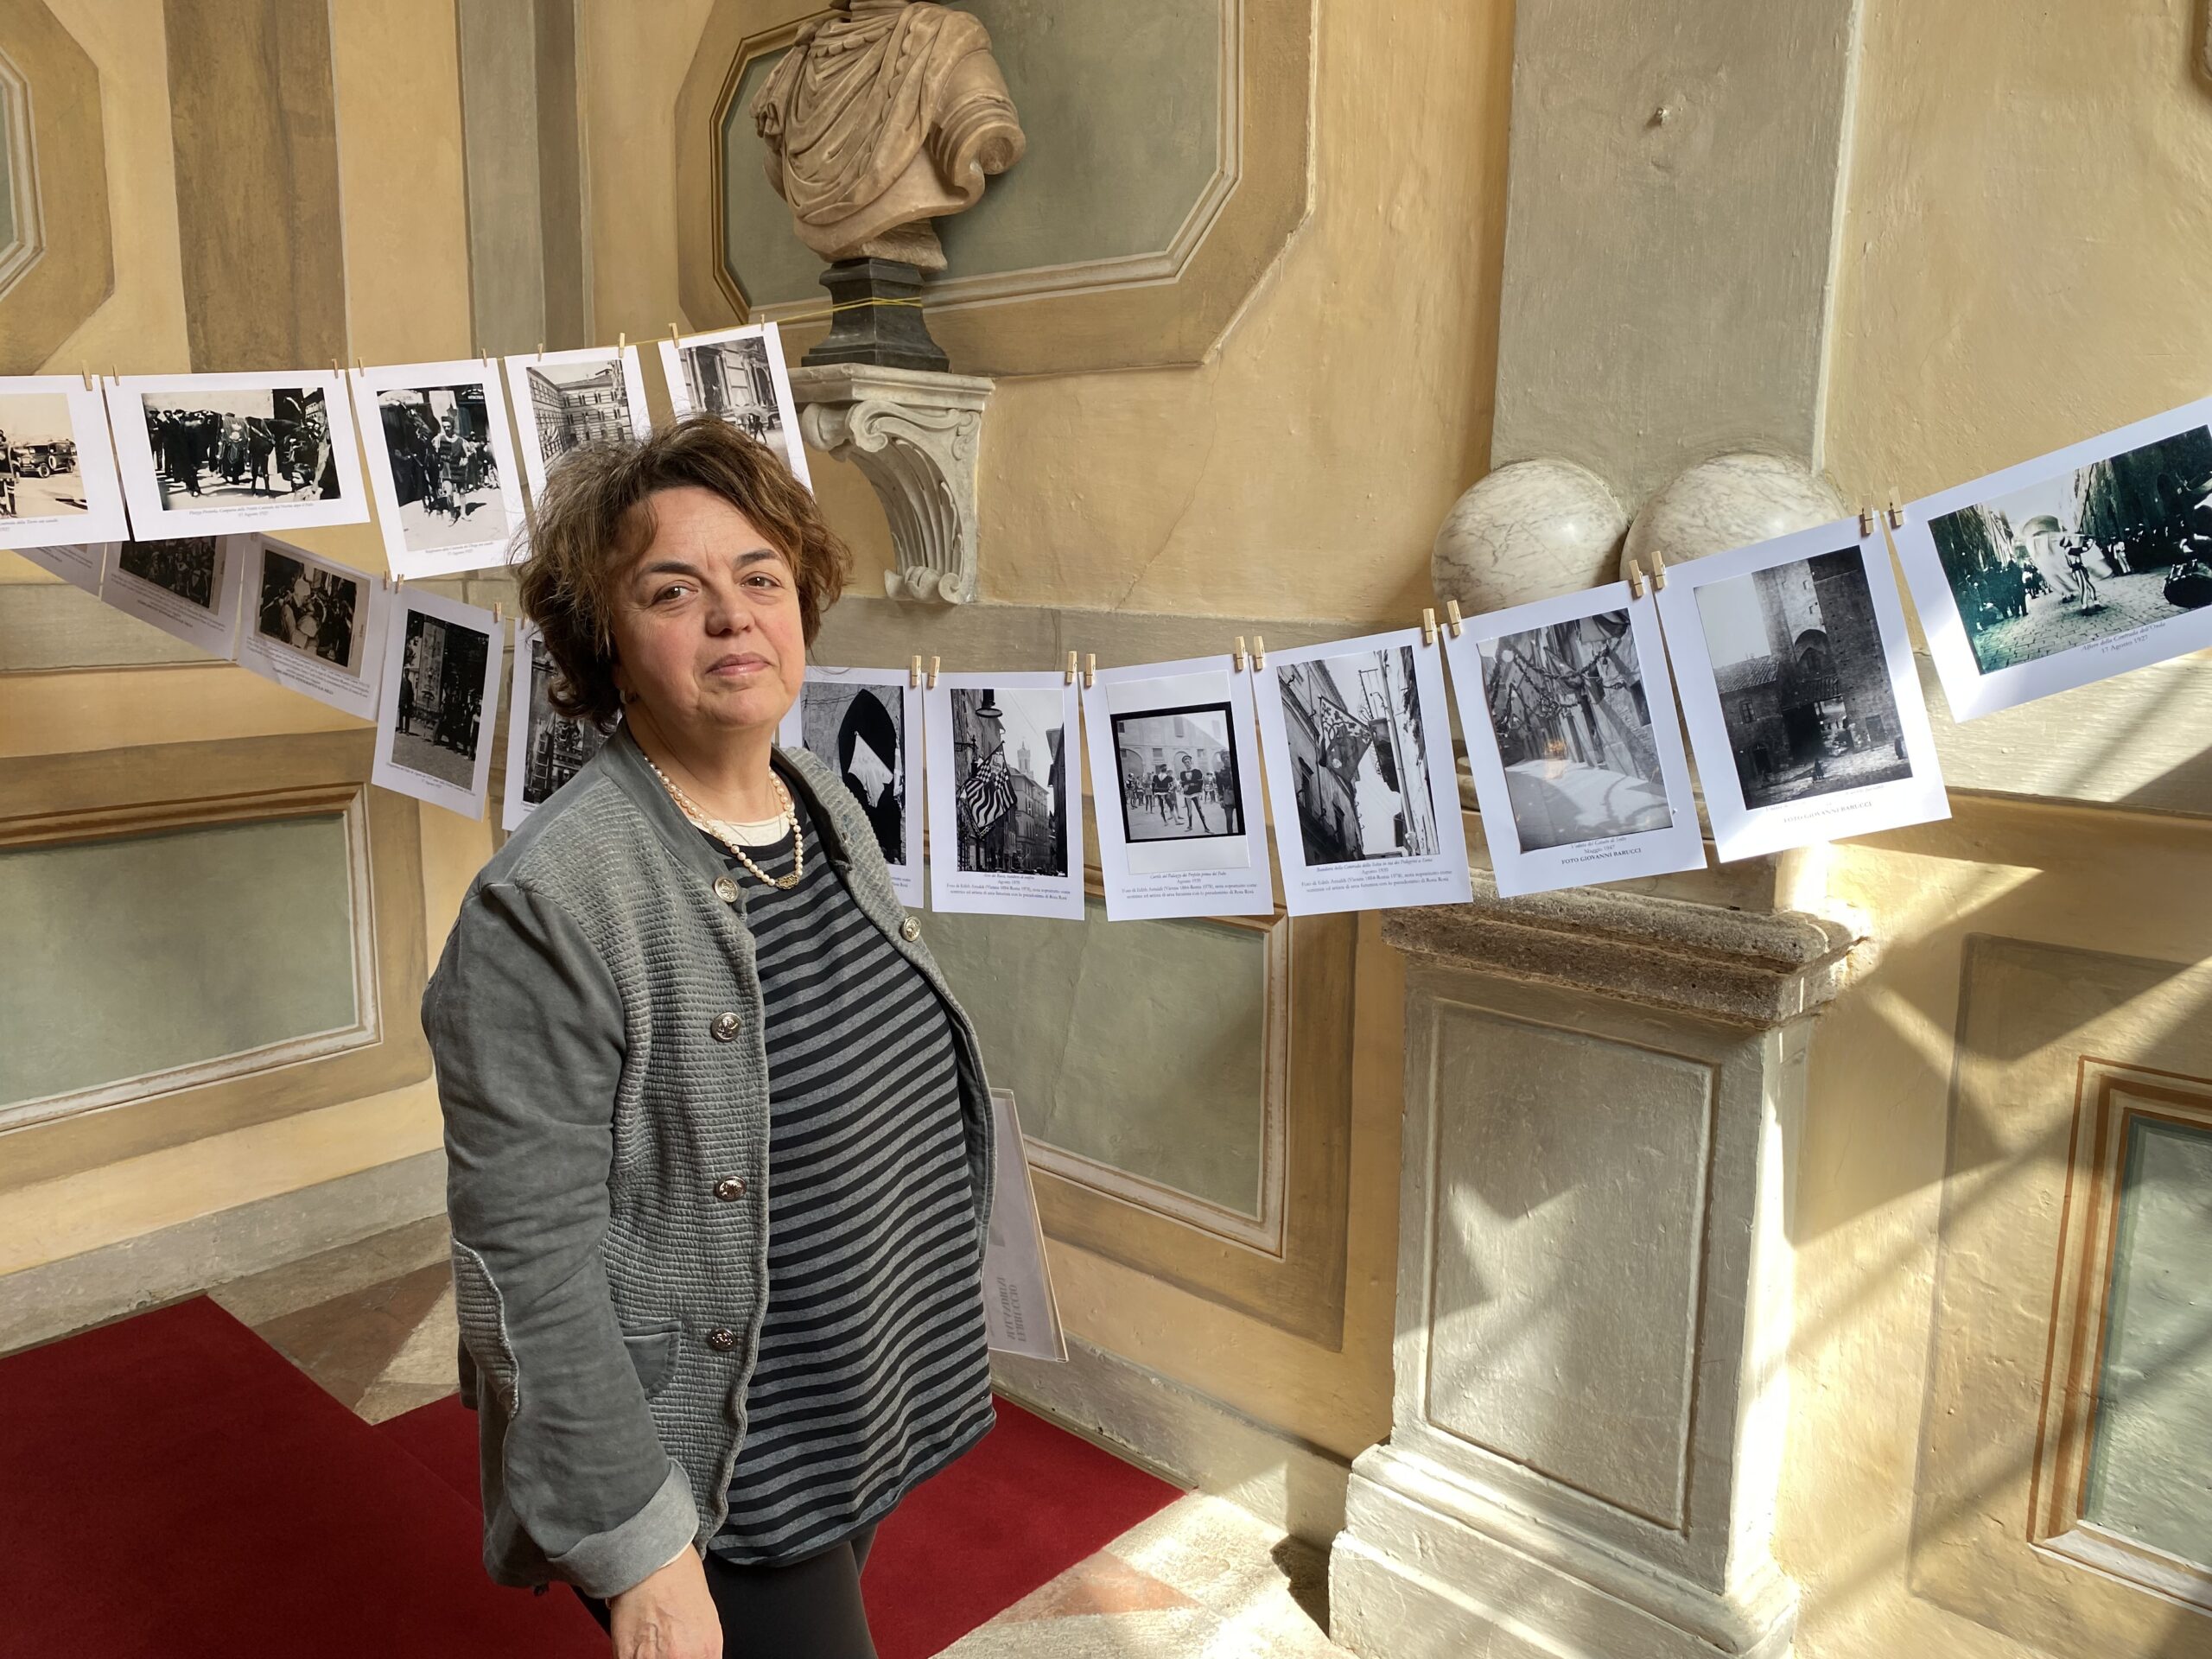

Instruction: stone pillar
[1330,877,1857,1659]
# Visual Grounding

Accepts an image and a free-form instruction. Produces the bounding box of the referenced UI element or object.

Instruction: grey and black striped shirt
[703,799,995,1564]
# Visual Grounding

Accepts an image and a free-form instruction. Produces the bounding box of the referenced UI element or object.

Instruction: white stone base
[1331,1446,1796,1659]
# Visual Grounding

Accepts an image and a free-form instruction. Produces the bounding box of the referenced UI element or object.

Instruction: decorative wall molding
[0,0,111,374]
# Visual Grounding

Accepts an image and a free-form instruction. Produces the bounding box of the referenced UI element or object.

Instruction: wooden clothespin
[537,341,546,359]
[1421,607,1439,647]
[1084,653,1096,690]
[926,656,940,690]
[1885,493,1905,531]
[1232,636,1248,672]
[1445,599,1465,638]
[1627,560,1648,600]
[392,572,407,590]
[1859,506,1878,537]
[669,322,682,351]
[617,332,626,353]
[82,365,93,390]
[909,654,923,689]
[353,357,365,375]
[329,359,340,376]
[1648,549,1668,591]
[1065,650,1078,685]
[1251,635,1267,671]
[493,601,504,624]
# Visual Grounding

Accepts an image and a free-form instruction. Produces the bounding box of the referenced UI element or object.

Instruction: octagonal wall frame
[674,0,1314,377]
[0,0,112,373]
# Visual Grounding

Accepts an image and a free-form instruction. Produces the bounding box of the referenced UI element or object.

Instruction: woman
[423,416,998,1659]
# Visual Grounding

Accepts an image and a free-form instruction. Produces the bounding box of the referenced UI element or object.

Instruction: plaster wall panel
[0,0,111,372]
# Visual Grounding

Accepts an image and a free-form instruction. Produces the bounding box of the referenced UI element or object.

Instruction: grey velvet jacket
[421,720,996,1600]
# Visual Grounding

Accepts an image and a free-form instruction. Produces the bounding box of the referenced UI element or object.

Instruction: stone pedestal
[1330,874,1858,1659]
[791,363,992,605]
[800,257,950,374]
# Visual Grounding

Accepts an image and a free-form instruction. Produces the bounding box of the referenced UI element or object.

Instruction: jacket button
[714,1177,745,1201]
[713,876,740,903]
[707,1326,737,1352]
[899,915,920,942]
[710,1012,741,1041]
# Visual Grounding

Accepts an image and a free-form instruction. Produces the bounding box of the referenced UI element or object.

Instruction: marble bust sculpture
[753,0,1027,273]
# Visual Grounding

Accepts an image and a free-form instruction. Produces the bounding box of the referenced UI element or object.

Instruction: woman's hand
[607,1547,721,1658]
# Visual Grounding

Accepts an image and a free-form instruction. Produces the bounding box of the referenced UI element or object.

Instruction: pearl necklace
[645,753,804,891]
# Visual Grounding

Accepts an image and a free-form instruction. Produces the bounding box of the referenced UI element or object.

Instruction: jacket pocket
[450,1240,520,1415]
[620,1323,682,1401]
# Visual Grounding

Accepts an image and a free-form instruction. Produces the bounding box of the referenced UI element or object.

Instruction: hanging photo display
[96,533,249,658]
[659,322,811,489]
[1250,629,1472,916]
[371,587,505,819]
[14,541,108,594]
[1890,395,2212,721]
[1079,656,1274,920]
[351,359,529,580]
[0,376,131,550]
[1443,584,1707,898]
[777,664,924,906]
[231,537,390,722]
[1657,518,1948,861]
[503,621,611,830]
[503,344,653,499]
[923,671,1084,919]
[104,371,369,537]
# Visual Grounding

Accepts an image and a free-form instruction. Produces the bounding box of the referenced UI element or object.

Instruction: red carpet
[3,1295,1182,1657]
[382,1392,1185,1658]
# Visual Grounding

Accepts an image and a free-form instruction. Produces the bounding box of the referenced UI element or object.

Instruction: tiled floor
[200,1219,1354,1658]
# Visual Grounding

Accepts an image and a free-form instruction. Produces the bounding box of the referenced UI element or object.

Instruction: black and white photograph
[98,533,248,658]
[503,624,611,830]
[1443,584,1705,897]
[1251,628,1472,917]
[776,665,924,905]
[1892,395,2212,720]
[105,372,369,537]
[1081,658,1274,920]
[353,360,528,579]
[924,671,1085,919]
[0,378,130,549]
[1657,518,1947,861]
[503,345,652,498]
[659,322,811,487]
[371,588,505,819]
[232,537,388,721]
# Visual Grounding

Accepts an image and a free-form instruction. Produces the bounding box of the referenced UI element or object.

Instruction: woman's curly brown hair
[514,414,851,728]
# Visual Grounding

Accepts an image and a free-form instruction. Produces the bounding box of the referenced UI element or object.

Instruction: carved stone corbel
[789,363,993,605]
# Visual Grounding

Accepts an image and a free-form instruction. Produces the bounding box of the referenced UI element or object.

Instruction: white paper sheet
[658,321,812,490]
[15,541,107,594]
[1443,583,1707,898]
[97,533,249,659]
[982,1088,1066,1363]
[1656,517,1948,862]
[1890,394,2212,721]
[0,377,130,549]
[105,371,370,537]
[371,586,506,819]
[232,537,390,722]
[1249,628,1473,916]
[776,664,925,906]
[501,621,613,830]
[503,344,654,499]
[1080,656,1274,920]
[924,671,1086,919]
[351,359,530,580]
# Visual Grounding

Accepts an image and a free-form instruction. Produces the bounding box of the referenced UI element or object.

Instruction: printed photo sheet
[98,533,249,659]
[1444,583,1707,898]
[924,670,1085,920]
[504,621,611,830]
[1250,627,1472,917]
[777,664,925,906]
[1080,656,1274,920]
[352,359,530,580]
[371,586,506,820]
[980,1089,1067,1363]
[503,344,654,499]
[0,376,131,550]
[14,540,107,594]
[105,371,370,538]
[232,537,390,723]
[659,322,812,490]
[1891,393,2212,721]
[1656,517,1948,862]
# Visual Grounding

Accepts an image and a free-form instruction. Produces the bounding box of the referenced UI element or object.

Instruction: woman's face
[608,485,805,741]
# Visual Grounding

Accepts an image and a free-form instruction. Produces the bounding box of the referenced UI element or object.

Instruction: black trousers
[574,1523,880,1658]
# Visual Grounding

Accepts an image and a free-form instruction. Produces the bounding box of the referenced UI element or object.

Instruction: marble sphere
[1432,460,1629,615]
[1619,452,1847,578]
